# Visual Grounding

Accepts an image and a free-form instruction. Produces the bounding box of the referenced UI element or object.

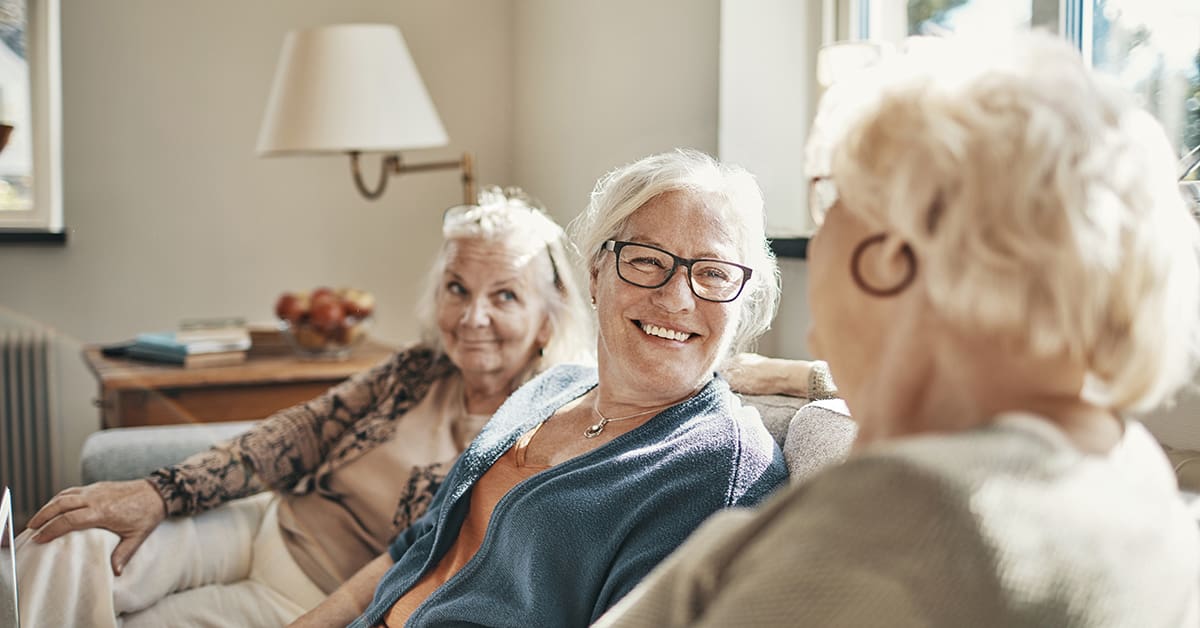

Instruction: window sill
[769,237,808,260]
[0,231,67,244]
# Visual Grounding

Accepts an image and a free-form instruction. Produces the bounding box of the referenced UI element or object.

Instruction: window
[0,0,61,236]
[1091,0,1200,159]
[718,0,1198,241]
[860,0,1200,159]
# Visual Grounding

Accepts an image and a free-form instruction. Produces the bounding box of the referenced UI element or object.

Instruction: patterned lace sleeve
[146,345,448,516]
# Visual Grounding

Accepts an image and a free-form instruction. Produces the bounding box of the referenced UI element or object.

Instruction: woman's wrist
[806,360,838,400]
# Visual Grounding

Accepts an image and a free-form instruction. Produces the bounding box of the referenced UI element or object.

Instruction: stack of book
[127,318,251,367]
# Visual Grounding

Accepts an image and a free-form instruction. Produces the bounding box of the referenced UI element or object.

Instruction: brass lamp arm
[349,151,476,204]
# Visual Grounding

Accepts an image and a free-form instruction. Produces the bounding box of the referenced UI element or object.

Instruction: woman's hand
[26,479,167,576]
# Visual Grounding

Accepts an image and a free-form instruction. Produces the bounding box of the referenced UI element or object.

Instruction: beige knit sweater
[596,414,1199,627]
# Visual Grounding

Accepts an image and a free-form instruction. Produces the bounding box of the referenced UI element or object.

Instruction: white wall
[718,0,822,239]
[0,0,516,487]
[716,0,823,359]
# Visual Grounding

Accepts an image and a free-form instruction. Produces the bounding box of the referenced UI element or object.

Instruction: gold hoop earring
[850,234,917,297]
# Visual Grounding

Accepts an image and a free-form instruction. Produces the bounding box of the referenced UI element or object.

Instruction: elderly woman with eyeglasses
[17,186,595,627]
[595,33,1200,628]
[290,149,789,628]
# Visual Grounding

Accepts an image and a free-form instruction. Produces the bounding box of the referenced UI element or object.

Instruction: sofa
[79,394,857,485]
[79,396,1200,526]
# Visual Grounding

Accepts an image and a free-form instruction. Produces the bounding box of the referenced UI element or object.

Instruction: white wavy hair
[569,149,781,356]
[416,185,595,373]
[818,32,1200,412]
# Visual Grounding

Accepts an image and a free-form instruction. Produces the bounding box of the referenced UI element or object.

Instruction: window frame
[0,0,63,240]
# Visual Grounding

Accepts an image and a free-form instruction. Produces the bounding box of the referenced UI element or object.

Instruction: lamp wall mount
[349,151,475,204]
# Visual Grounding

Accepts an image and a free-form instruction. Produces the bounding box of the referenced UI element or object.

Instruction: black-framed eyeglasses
[602,240,752,303]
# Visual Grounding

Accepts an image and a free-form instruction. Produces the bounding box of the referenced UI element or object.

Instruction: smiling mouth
[638,321,694,342]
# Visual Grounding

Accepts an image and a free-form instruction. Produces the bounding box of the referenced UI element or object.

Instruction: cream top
[276,372,491,593]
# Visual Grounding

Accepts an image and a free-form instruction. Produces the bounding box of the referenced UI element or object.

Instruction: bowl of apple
[274,287,376,360]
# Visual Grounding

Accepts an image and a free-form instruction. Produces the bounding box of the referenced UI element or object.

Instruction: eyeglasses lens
[616,243,745,302]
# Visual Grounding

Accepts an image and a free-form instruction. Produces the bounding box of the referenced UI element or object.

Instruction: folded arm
[721,353,838,400]
[290,552,393,627]
[148,346,447,516]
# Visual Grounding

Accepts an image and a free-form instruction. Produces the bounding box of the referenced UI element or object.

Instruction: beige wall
[0,0,516,486]
[511,0,720,225]
[0,0,725,489]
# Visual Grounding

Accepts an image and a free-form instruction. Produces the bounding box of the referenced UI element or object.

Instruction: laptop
[0,488,18,628]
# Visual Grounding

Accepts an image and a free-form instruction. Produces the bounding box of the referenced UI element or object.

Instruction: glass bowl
[278,317,371,360]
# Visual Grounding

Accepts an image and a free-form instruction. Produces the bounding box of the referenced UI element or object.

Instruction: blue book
[134,331,251,356]
[126,344,247,367]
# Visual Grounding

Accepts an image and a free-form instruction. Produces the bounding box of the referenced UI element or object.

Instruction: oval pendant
[584,421,605,438]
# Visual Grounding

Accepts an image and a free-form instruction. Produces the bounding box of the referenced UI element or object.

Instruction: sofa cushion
[738,394,856,482]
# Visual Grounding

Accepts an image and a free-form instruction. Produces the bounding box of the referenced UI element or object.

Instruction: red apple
[309,298,346,334]
[274,292,306,323]
[311,286,335,304]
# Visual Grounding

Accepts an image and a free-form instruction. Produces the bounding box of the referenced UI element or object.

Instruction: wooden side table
[82,335,395,428]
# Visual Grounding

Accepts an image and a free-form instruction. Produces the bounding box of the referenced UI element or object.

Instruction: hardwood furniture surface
[83,336,394,428]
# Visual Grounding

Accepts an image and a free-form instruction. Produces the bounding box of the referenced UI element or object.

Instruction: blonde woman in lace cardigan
[597,33,1200,628]
[15,187,596,627]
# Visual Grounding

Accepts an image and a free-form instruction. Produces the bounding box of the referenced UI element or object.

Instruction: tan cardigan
[596,415,1199,628]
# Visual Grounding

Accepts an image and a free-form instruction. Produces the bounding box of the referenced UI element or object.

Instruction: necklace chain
[584,397,663,439]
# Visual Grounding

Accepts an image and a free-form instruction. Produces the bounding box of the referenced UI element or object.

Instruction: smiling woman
[595,33,1200,628]
[290,150,788,628]
[14,185,595,627]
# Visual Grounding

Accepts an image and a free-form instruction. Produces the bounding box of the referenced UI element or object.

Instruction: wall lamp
[256,24,475,204]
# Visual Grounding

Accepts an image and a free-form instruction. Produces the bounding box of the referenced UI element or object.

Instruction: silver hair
[823,32,1200,412]
[415,185,595,374]
[568,149,780,356]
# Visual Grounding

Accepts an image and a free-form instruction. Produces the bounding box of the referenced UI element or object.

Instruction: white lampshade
[256,24,449,155]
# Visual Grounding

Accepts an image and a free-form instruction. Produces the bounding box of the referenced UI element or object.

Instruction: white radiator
[0,330,55,527]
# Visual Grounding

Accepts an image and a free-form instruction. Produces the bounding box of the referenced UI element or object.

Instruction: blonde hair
[416,185,595,373]
[569,149,780,355]
[824,33,1200,412]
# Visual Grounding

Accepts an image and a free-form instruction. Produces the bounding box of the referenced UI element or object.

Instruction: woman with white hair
[596,33,1200,627]
[291,149,789,627]
[18,185,594,626]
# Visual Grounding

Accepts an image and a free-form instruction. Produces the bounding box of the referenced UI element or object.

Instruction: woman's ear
[588,263,599,305]
[850,233,919,298]
[878,235,917,278]
[536,314,552,349]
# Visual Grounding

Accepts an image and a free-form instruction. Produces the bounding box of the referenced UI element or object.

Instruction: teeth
[640,323,692,342]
